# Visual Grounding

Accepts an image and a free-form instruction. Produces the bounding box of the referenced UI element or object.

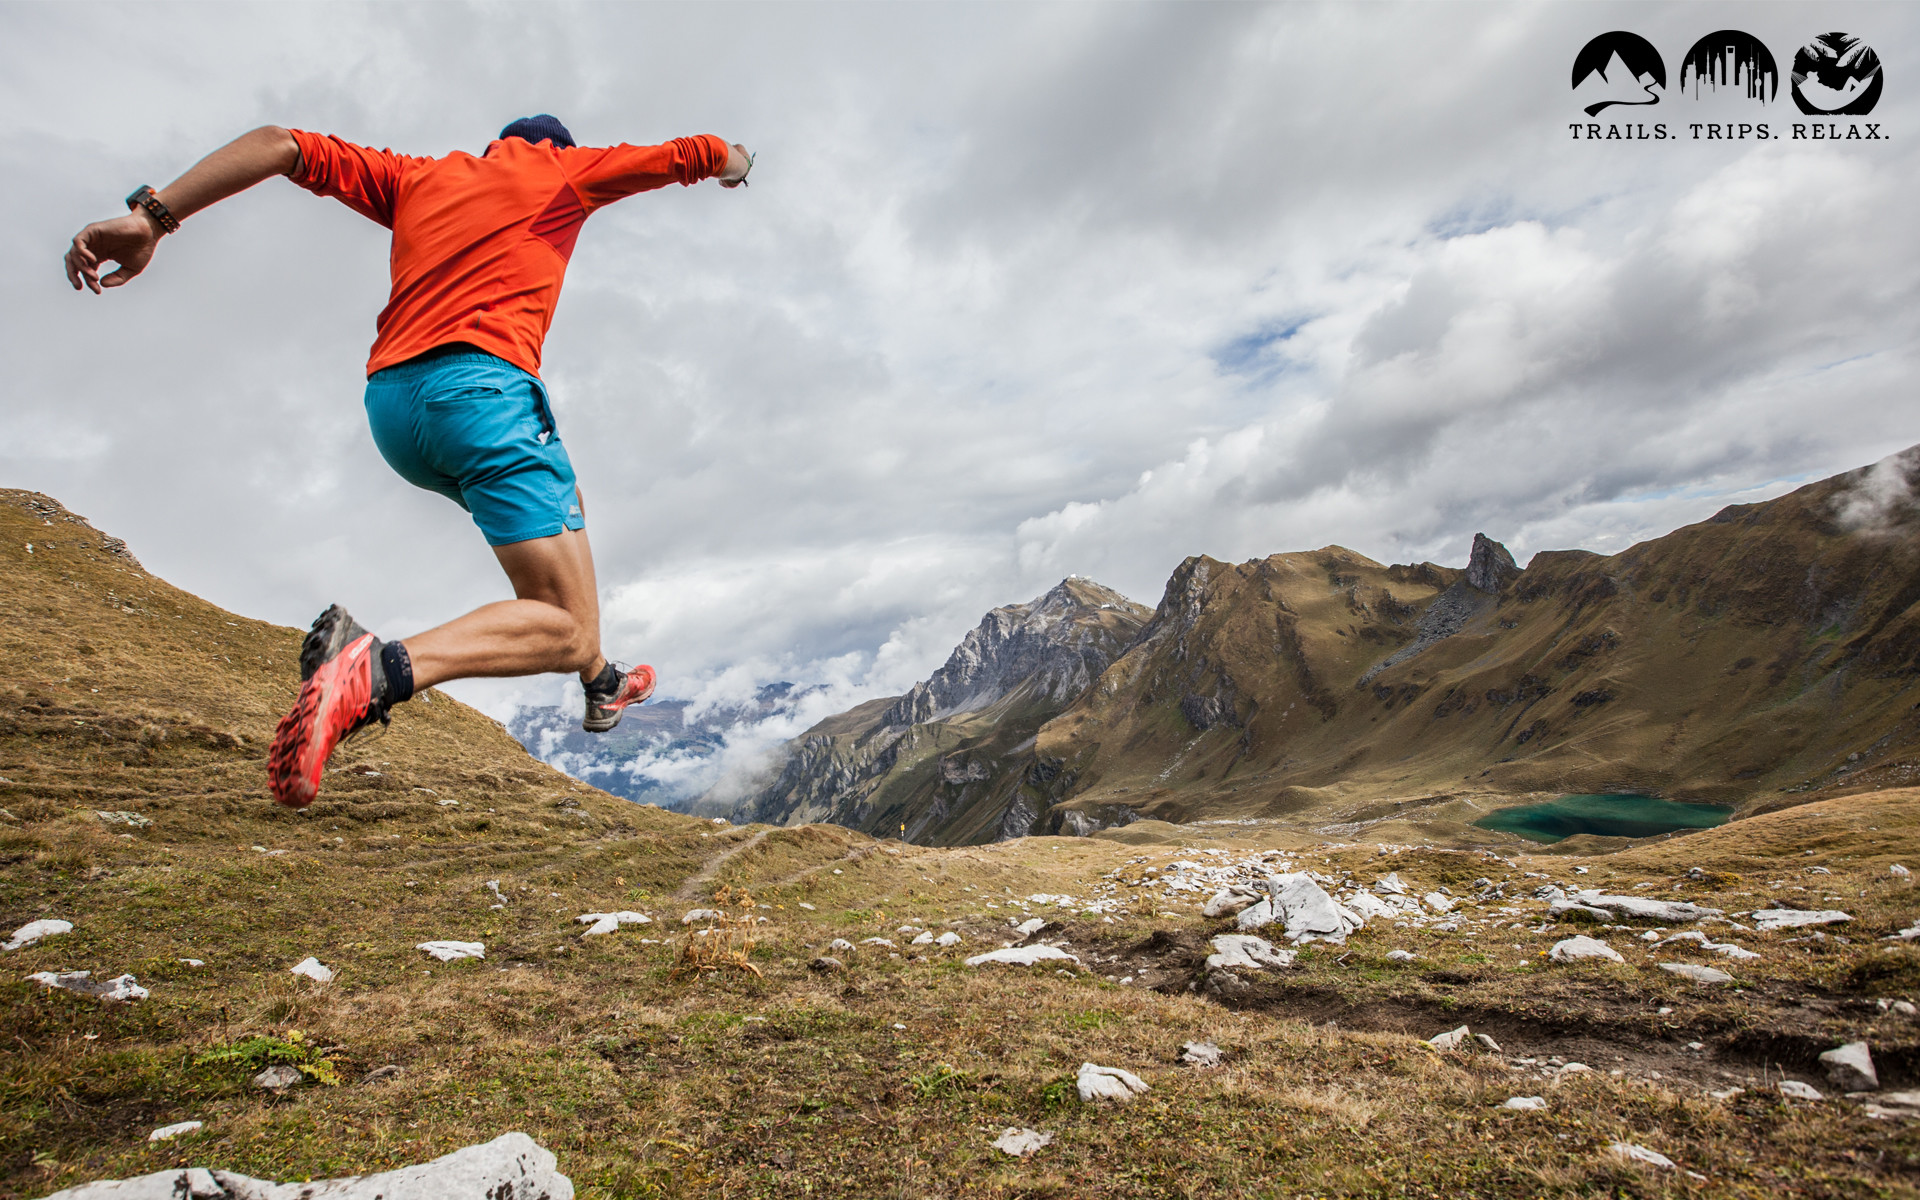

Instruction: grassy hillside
[5,490,1920,1199]
[1026,449,1920,841]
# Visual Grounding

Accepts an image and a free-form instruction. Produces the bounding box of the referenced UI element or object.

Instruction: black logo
[1681,30,1779,103]
[1792,32,1883,115]
[1571,31,1666,116]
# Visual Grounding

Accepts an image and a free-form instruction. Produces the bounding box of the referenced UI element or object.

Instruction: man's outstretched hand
[65,212,161,294]
[718,143,754,189]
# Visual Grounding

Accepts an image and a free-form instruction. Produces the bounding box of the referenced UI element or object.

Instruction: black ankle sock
[380,640,415,705]
[585,661,620,699]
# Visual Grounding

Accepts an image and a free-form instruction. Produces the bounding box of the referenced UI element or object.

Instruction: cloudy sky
[7,2,1917,735]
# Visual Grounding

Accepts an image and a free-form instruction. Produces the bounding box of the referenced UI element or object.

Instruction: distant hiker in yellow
[65,117,753,806]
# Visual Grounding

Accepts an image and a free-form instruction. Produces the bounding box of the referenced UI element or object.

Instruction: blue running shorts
[363,347,586,547]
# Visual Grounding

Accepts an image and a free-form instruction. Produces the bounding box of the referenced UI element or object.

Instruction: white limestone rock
[253,1065,301,1091]
[1014,918,1047,938]
[1547,900,1612,923]
[1373,873,1410,895]
[1180,1040,1223,1067]
[1658,962,1733,984]
[1777,1080,1824,1101]
[966,945,1081,968]
[1549,935,1623,964]
[1423,892,1456,914]
[1750,908,1851,930]
[416,941,485,962]
[910,931,935,946]
[289,957,334,983]
[577,911,650,937]
[40,1131,573,1200]
[147,1122,202,1143]
[991,1127,1052,1157]
[4,918,72,951]
[1570,892,1722,923]
[680,909,723,925]
[1386,950,1418,962]
[28,971,148,1002]
[1427,1025,1470,1050]
[1819,1041,1878,1092]
[1076,1061,1150,1103]
[828,939,855,953]
[1608,1142,1676,1170]
[1502,1096,1546,1111]
[1205,934,1295,972]
[859,937,896,948]
[935,932,961,947]
[1238,874,1363,943]
[1343,893,1397,922]
[1202,885,1264,918]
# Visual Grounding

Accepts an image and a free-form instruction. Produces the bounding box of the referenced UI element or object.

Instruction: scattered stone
[1658,962,1733,984]
[1879,999,1919,1015]
[1609,1142,1676,1170]
[1549,935,1623,964]
[859,937,896,948]
[991,1127,1053,1157]
[1572,893,1722,923]
[1502,1096,1546,1111]
[1547,900,1611,923]
[1014,918,1047,938]
[1427,1026,1470,1051]
[3,918,72,951]
[910,931,935,946]
[147,1121,203,1143]
[1475,1033,1502,1052]
[1373,873,1409,895]
[27,971,148,1001]
[577,911,650,937]
[1750,908,1851,931]
[1820,1042,1878,1092]
[828,939,855,953]
[1205,934,1295,972]
[966,946,1081,968]
[1238,874,1363,943]
[1386,949,1418,962]
[363,1065,405,1083]
[1343,892,1397,921]
[798,902,816,911]
[289,957,334,983]
[935,932,961,947]
[179,959,204,967]
[1180,1040,1223,1067]
[1708,1087,1743,1100]
[1076,1062,1150,1103]
[416,941,485,962]
[680,909,723,924]
[1201,885,1264,918]
[1893,865,1911,878]
[1777,1080,1824,1101]
[253,1065,302,1092]
[94,810,151,829]
[1422,892,1455,914]
[40,1131,572,1200]
[808,956,845,973]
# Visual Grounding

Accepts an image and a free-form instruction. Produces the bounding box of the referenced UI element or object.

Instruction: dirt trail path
[673,828,772,900]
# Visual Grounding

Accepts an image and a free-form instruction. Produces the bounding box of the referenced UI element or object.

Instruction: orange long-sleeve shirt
[288,129,732,378]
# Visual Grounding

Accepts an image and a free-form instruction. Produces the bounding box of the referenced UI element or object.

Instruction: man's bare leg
[402,525,608,691]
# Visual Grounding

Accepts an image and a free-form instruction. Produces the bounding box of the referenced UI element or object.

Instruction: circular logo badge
[1571,31,1667,116]
[1681,30,1779,103]
[1792,32,1883,115]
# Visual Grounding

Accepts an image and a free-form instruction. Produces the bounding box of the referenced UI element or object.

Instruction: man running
[64,116,753,807]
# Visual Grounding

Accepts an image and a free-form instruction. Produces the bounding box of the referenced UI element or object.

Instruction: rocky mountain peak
[879,578,1149,729]
[1465,533,1519,592]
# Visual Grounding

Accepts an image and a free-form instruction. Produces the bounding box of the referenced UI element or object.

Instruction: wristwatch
[125,185,180,235]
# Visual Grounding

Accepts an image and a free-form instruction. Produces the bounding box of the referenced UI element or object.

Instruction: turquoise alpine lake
[1472,793,1733,844]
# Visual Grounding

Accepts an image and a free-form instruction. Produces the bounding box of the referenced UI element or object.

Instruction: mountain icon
[1571,31,1666,116]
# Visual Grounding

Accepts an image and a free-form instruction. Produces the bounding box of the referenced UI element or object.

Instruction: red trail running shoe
[583,663,656,732]
[269,605,391,808]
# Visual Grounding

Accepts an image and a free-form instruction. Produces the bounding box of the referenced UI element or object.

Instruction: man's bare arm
[65,125,303,293]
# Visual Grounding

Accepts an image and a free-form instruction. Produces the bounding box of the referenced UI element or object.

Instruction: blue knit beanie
[499,115,575,148]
